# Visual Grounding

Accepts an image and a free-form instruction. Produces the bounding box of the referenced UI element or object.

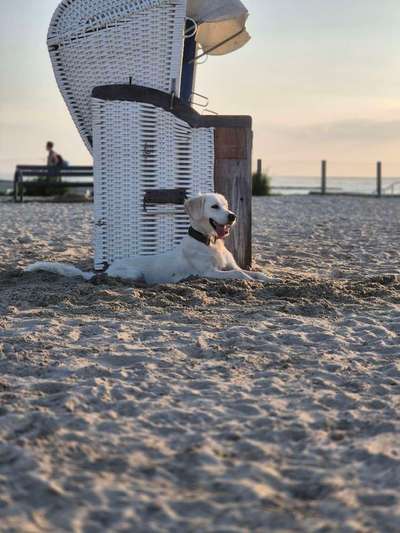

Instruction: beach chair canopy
[187,0,250,56]
[48,0,187,152]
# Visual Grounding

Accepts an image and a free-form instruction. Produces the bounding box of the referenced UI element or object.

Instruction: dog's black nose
[228,213,236,224]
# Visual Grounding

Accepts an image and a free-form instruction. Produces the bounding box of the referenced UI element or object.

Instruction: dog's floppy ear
[185,196,206,221]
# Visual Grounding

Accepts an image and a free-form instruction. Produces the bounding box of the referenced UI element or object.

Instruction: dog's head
[184,193,236,239]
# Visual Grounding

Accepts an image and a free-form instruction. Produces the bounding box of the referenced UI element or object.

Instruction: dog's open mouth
[210,219,231,239]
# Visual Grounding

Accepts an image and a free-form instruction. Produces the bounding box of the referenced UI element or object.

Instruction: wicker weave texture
[92,98,214,270]
[48,0,187,152]
[48,0,169,37]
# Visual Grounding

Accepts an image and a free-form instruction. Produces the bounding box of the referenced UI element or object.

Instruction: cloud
[283,118,400,144]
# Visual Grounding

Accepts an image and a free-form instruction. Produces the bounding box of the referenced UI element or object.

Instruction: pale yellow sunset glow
[1,0,400,180]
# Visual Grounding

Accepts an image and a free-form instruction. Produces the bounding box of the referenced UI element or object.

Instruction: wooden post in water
[377,161,382,197]
[321,160,327,195]
[13,169,19,202]
[257,158,262,177]
[211,116,253,269]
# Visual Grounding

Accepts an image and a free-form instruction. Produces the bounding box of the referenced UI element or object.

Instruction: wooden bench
[14,165,93,202]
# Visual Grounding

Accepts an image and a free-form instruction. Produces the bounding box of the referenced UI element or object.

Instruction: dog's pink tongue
[215,224,229,239]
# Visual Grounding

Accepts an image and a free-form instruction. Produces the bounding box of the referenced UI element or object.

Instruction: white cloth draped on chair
[187,0,250,56]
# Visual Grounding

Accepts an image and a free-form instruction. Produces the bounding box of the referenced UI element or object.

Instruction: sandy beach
[0,195,399,532]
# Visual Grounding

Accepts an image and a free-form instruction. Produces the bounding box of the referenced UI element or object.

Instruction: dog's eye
[211,204,220,209]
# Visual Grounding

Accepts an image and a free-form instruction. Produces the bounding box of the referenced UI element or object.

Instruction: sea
[1,176,400,196]
[269,176,400,195]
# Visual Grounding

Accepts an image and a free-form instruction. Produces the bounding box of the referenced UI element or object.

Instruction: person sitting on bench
[46,141,68,177]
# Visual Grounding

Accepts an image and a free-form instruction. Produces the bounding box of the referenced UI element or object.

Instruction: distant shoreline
[1,176,398,196]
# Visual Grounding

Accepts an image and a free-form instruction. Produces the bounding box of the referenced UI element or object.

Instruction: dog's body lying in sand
[26,193,269,285]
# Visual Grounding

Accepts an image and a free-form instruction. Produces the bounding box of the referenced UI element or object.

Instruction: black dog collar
[188,227,216,246]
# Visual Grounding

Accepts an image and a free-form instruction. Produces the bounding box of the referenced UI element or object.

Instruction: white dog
[26,193,269,285]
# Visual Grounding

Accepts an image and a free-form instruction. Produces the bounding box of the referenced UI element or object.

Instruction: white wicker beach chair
[47,0,187,152]
[91,85,214,270]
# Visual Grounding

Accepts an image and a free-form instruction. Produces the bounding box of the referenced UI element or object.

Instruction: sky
[1,0,400,180]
